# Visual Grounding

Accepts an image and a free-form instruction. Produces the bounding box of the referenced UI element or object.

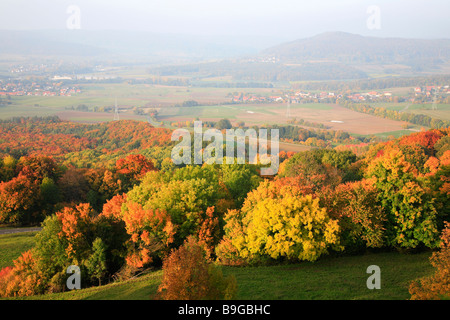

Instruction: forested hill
[262,32,450,68]
[0,117,174,169]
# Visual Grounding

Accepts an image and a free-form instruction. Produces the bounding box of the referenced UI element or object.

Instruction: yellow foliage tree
[217,181,341,264]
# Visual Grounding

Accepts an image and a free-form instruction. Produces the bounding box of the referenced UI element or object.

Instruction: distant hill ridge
[262,31,450,66]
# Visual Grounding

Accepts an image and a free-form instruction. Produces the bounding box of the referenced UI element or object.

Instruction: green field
[370,102,450,121]
[0,231,37,269]
[373,129,420,139]
[0,231,434,300]
[10,251,433,300]
[408,104,450,121]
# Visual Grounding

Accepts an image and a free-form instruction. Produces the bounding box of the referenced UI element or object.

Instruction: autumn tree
[320,179,386,252]
[0,172,40,225]
[0,155,17,182]
[215,209,250,266]
[279,149,359,191]
[127,167,231,247]
[157,237,237,300]
[121,201,175,269]
[57,167,90,205]
[217,180,341,265]
[197,206,221,261]
[434,135,450,158]
[366,149,441,249]
[409,222,450,300]
[16,155,59,181]
[84,168,123,212]
[115,154,157,191]
[398,130,443,156]
[0,250,45,297]
[32,203,129,292]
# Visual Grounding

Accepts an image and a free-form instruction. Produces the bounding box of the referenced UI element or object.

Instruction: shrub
[157,237,237,300]
[409,222,450,300]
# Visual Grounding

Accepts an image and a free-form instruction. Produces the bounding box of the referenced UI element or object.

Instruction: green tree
[84,238,108,286]
[40,177,61,207]
[220,163,261,208]
[215,119,232,130]
[366,149,441,249]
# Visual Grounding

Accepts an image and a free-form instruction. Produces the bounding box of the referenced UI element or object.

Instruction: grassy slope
[12,251,434,300]
[0,229,435,301]
[225,251,433,300]
[0,231,37,269]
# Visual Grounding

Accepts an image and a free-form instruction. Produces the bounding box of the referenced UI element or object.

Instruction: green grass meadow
[0,229,434,300]
[0,231,37,269]
[26,251,434,300]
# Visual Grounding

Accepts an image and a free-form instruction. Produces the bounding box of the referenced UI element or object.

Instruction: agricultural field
[406,104,450,121]
[1,83,415,138]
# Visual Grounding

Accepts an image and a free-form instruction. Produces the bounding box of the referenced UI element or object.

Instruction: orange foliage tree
[0,172,40,224]
[121,201,175,268]
[157,237,237,300]
[409,222,450,300]
[197,206,220,261]
[56,203,97,262]
[0,250,45,297]
[115,154,157,188]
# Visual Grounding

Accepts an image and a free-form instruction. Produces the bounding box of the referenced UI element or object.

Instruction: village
[0,79,80,97]
[230,85,450,104]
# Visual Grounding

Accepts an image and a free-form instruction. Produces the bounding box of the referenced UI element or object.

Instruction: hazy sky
[0,0,449,40]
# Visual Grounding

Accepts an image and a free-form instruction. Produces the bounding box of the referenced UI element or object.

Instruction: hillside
[262,32,450,74]
[0,30,281,61]
[148,33,450,81]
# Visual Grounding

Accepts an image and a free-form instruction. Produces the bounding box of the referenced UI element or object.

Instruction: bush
[157,237,237,300]
[409,222,450,300]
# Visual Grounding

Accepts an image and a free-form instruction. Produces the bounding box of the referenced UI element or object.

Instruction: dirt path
[0,227,42,235]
